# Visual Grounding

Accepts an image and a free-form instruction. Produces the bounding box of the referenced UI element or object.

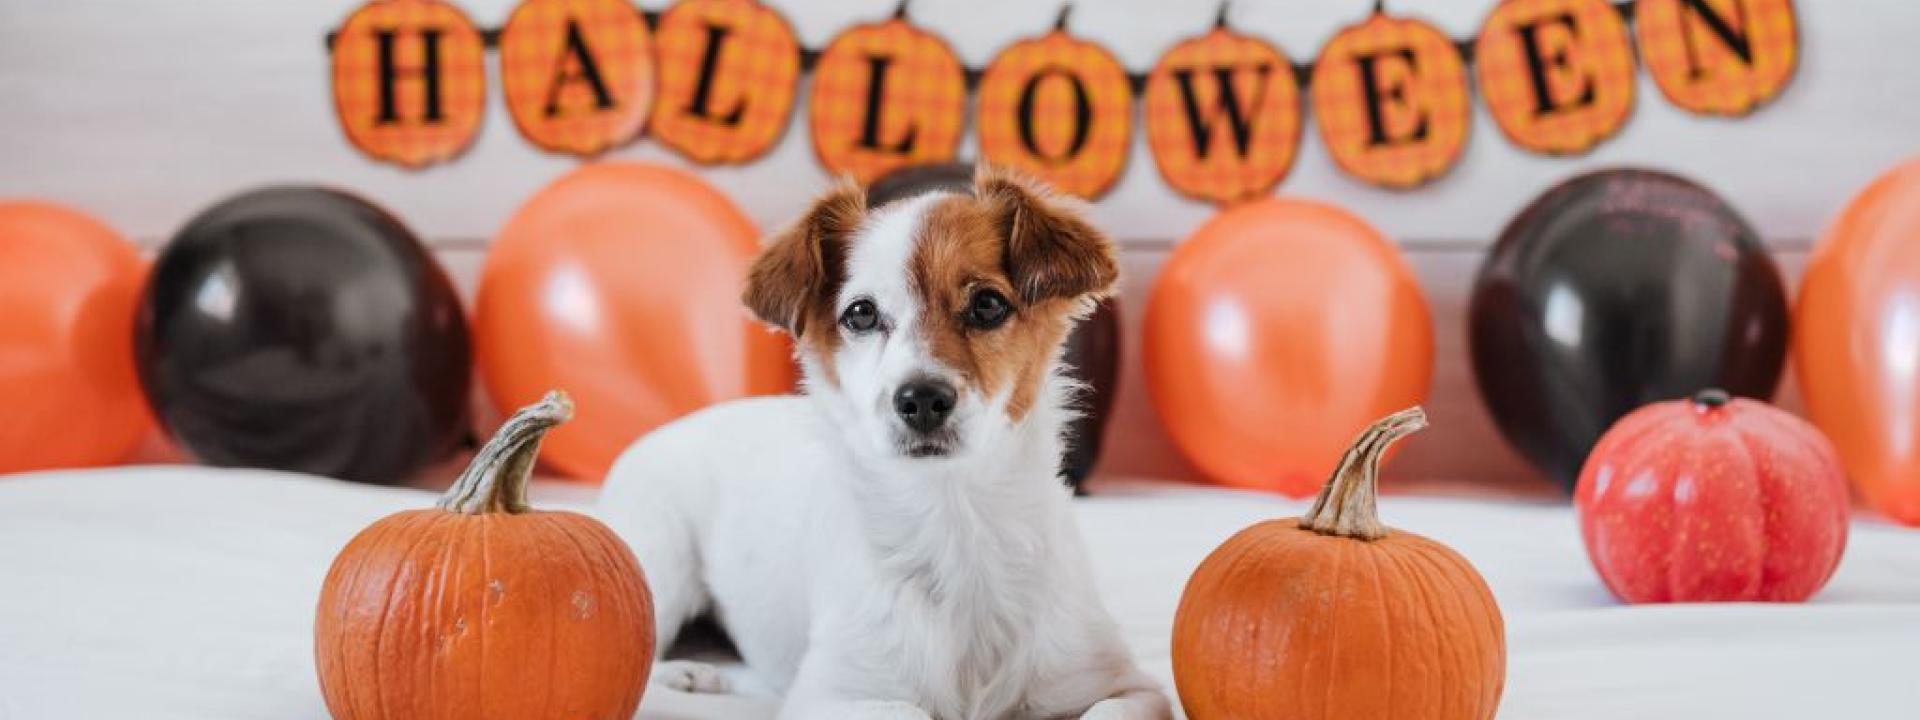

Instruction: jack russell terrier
[597,165,1170,720]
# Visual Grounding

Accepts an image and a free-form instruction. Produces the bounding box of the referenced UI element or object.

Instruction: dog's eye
[840,299,879,333]
[965,290,1012,330]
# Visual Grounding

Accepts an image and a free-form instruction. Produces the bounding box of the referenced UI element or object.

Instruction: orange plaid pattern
[1312,13,1469,189]
[1143,29,1301,205]
[331,0,487,168]
[500,0,655,156]
[809,20,966,184]
[976,31,1132,199]
[1475,0,1635,155]
[1636,0,1796,116]
[650,0,800,164]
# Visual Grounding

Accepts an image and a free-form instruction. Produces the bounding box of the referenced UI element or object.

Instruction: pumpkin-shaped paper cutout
[1144,28,1302,204]
[650,0,801,164]
[809,19,966,183]
[500,0,656,156]
[331,0,487,168]
[1475,0,1635,155]
[1312,11,1470,189]
[1636,0,1797,116]
[977,29,1133,199]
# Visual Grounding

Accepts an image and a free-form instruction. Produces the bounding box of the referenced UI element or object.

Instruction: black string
[323,1,1643,93]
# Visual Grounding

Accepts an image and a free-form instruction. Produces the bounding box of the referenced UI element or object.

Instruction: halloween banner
[327,0,1799,199]
[1635,0,1797,116]
[331,0,488,168]
[499,0,656,155]
[1475,0,1637,155]
[809,11,967,183]
[1311,9,1470,189]
[1143,12,1302,204]
[976,8,1134,199]
[649,0,800,164]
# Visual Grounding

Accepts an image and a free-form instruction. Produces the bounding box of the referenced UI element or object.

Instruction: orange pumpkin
[1172,408,1505,720]
[314,392,654,720]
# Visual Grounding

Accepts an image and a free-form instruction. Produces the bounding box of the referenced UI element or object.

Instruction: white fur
[597,193,1169,720]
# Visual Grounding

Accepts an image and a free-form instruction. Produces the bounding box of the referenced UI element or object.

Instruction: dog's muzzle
[892,378,956,433]
[891,377,959,457]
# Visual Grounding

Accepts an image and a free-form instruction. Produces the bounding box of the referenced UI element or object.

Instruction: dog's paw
[650,659,733,694]
[1080,697,1165,720]
[843,700,933,720]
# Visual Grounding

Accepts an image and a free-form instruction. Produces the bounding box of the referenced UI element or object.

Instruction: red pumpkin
[1574,389,1849,603]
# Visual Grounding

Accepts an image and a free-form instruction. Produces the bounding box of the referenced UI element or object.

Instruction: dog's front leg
[1024,630,1171,720]
[777,649,931,720]
[782,698,931,720]
[1079,687,1172,720]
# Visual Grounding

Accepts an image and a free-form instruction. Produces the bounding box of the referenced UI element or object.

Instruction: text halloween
[329,0,1798,200]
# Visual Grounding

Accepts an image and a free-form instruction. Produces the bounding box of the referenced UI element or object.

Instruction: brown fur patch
[907,168,1120,422]
[975,164,1119,306]
[742,179,867,387]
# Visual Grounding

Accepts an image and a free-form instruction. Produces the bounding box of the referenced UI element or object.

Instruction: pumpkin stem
[1213,1,1231,29]
[1692,388,1731,408]
[1301,406,1427,541]
[1054,3,1073,32]
[438,391,573,515]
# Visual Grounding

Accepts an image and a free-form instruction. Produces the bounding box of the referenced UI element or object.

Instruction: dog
[596,165,1170,720]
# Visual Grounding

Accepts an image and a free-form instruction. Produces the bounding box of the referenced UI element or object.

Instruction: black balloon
[1469,168,1788,490]
[866,161,974,206]
[1060,298,1121,491]
[135,187,471,486]
[866,162,1123,490]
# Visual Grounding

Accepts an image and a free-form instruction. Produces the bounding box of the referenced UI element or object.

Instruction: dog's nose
[893,380,957,433]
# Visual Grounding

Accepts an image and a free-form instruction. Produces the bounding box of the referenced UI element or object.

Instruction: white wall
[1,1,1913,487]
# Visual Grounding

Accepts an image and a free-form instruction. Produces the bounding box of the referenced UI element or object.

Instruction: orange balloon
[476,163,795,481]
[1145,199,1433,497]
[1795,156,1920,526]
[0,202,151,474]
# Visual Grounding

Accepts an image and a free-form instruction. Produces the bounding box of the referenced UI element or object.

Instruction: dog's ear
[975,165,1119,305]
[743,179,867,336]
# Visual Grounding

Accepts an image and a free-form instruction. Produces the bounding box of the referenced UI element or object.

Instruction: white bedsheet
[2,467,1917,719]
